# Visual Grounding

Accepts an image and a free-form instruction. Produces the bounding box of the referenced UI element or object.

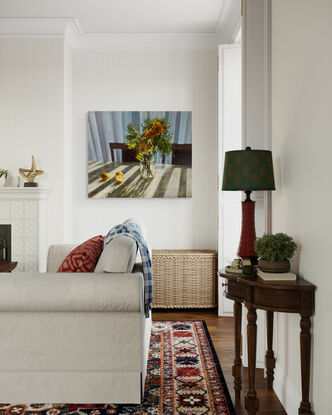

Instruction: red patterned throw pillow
[57,235,104,273]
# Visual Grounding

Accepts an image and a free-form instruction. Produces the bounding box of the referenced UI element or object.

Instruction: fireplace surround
[0,188,51,271]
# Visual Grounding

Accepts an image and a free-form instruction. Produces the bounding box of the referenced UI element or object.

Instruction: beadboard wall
[0,40,218,249]
[0,38,66,246]
[72,50,218,248]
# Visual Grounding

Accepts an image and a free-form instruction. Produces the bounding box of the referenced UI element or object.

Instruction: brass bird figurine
[19,156,44,183]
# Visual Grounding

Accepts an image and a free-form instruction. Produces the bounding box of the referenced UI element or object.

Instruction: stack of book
[256,268,297,281]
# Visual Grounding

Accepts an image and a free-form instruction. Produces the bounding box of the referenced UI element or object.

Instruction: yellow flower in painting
[144,128,154,139]
[138,139,152,155]
[136,154,142,161]
[152,121,164,136]
[144,121,164,139]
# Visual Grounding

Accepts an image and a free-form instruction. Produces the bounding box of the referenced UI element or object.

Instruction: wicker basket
[152,249,218,309]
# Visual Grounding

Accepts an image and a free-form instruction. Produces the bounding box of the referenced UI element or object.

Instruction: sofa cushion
[0,273,143,312]
[57,236,104,273]
[94,235,137,273]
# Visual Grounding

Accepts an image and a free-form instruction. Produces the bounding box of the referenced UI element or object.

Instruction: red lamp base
[237,198,257,264]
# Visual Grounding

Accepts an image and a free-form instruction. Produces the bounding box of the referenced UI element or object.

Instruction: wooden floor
[152,309,287,415]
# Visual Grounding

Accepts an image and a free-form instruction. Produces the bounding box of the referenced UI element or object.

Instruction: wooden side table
[0,262,17,272]
[219,269,316,415]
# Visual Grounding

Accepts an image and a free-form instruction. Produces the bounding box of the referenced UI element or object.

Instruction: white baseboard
[273,361,301,415]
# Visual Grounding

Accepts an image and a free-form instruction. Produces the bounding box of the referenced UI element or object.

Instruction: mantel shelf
[0,187,51,200]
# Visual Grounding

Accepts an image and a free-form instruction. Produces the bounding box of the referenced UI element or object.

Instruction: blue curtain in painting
[88,111,192,163]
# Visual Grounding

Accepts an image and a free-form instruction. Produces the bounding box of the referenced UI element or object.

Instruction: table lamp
[222,146,275,264]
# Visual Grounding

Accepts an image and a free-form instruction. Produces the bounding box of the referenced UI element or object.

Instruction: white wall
[72,50,218,248]
[0,38,67,246]
[241,0,271,369]
[242,0,267,148]
[271,1,332,413]
[63,40,73,243]
[218,45,242,317]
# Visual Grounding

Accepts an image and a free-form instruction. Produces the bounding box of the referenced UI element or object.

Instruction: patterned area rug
[0,321,235,415]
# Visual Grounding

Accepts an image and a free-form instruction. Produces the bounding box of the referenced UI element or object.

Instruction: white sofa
[0,238,152,404]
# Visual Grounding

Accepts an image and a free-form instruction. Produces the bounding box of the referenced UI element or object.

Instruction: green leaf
[254,233,297,261]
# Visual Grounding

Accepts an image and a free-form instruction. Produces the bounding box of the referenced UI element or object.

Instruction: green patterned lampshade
[222,148,275,191]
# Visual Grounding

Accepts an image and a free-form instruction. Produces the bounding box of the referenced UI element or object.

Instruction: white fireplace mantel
[0,187,51,199]
[0,187,51,272]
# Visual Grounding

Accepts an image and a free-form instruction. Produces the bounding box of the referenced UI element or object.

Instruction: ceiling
[0,0,224,34]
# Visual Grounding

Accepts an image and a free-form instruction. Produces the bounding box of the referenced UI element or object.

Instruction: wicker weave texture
[152,250,218,308]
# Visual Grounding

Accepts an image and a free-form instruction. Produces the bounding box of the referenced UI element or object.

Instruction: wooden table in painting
[219,269,316,415]
[88,161,192,198]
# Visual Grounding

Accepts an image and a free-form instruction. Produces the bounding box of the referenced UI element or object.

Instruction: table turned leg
[232,301,242,401]
[245,306,259,415]
[299,312,313,415]
[265,310,276,390]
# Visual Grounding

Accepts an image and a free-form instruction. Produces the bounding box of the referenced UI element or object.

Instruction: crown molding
[215,0,241,44]
[64,18,83,47]
[215,0,227,34]
[234,27,242,44]
[0,15,240,50]
[0,17,79,37]
[73,32,218,51]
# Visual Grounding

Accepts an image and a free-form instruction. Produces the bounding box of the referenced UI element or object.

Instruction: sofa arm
[0,272,144,312]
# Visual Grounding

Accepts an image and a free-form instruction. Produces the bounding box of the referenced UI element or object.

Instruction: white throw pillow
[94,235,137,273]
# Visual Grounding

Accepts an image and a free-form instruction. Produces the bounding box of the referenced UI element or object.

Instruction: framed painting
[88,111,192,198]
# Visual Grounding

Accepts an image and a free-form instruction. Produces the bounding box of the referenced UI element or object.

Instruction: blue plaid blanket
[104,222,152,317]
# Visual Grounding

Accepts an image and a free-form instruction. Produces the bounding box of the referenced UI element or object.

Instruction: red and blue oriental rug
[0,321,235,415]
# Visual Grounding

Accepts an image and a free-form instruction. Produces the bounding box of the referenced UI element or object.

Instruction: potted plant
[0,169,8,187]
[125,118,173,179]
[254,233,297,273]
